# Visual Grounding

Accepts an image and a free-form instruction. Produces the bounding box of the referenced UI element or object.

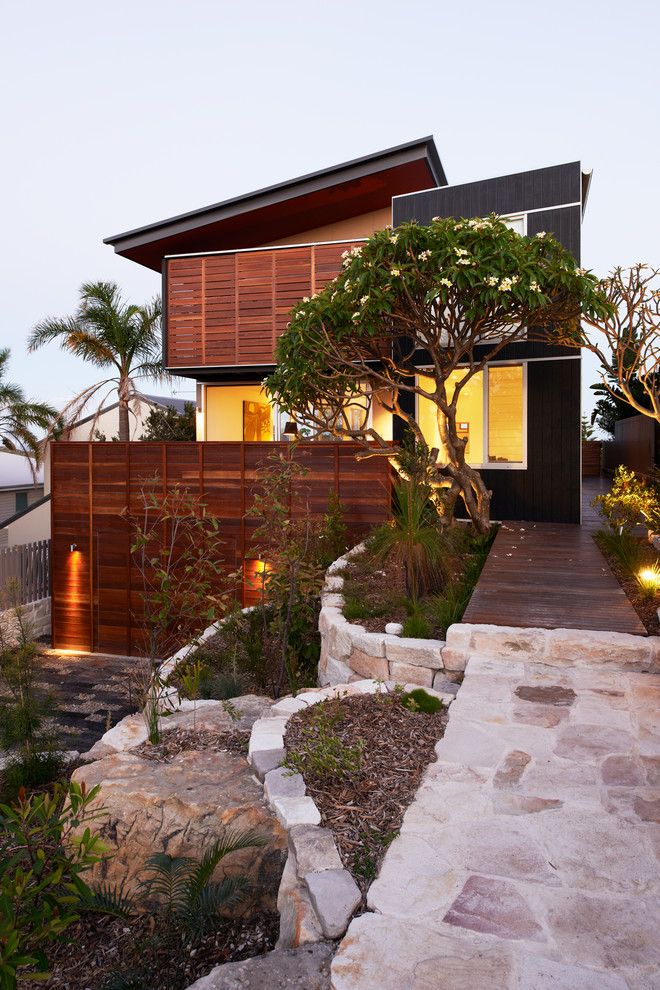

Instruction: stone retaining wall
[0,596,51,644]
[318,546,454,691]
[247,679,455,948]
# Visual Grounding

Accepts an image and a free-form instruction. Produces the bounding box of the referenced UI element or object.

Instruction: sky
[1,0,658,423]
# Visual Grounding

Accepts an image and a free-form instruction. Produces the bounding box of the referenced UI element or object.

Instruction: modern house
[49,136,592,655]
[106,136,590,524]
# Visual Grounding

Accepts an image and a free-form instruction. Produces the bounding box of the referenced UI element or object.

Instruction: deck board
[463,521,647,635]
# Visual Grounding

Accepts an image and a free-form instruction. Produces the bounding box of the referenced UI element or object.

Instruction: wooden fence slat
[0,539,51,605]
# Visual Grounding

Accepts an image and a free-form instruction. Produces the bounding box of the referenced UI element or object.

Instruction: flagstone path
[331,654,660,989]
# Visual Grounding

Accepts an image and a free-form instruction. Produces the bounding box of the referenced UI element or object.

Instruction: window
[417,363,525,469]
[15,491,28,513]
[503,214,526,235]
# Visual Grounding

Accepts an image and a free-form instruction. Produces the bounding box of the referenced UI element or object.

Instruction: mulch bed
[134,727,250,761]
[284,692,448,898]
[37,910,280,990]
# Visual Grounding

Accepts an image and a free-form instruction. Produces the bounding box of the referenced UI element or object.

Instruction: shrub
[431,583,471,633]
[593,465,660,533]
[401,688,443,714]
[636,561,660,598]
[342,599,387,622]
[0,751,64,805]
[0,781,107,988]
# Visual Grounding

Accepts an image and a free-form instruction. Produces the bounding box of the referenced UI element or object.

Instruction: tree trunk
[118,378,130,441]
[436,395,492,534]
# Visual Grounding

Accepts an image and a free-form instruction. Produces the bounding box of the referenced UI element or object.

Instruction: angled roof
[70,392,190,430]
[104,137,446,271]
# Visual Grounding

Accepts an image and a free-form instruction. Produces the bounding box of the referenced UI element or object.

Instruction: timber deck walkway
[462,480,646,636]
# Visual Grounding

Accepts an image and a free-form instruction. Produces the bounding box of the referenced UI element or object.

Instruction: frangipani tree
[559,264,659,424]
[266,216,609,533]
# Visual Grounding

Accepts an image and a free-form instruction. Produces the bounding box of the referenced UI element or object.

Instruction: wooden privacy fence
[50,441,392,656]
[0,540,51,605]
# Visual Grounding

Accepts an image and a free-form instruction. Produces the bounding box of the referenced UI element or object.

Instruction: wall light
[69,543,78,553]
[283,421,298,439]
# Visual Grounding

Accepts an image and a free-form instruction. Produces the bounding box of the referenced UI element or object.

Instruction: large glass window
[417,364,525,468]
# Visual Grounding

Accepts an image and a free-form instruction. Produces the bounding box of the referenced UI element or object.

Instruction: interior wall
[205,384,271,441]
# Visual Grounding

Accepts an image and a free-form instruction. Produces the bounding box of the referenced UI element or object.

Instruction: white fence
[0,539,51,605]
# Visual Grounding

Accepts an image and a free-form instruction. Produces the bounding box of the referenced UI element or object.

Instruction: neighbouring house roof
[0,493,50,530]
[104,137,447,271]
[0,450,44,491]
[69,392,191,431]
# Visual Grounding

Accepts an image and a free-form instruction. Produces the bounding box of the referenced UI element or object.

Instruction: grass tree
[0,349,55,462]
[28,281,164,441]
[266,215,608,533]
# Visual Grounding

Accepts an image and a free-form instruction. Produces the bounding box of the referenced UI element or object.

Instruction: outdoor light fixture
[69,543,78,553]
[283,420,298,438]
[637,565,660,595]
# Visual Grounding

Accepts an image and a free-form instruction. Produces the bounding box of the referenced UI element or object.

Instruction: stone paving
[331,655,660,989]
[38,651,138,752]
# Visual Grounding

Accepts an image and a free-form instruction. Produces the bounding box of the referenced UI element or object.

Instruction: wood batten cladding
[165,240,364,370]
[50,441,392,655]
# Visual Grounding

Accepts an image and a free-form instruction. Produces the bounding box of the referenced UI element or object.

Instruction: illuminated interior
[205,385,273,441]
[417,364,524,467]
[488,365,524,463]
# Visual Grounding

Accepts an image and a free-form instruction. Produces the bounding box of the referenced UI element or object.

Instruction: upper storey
[104,138,445,375]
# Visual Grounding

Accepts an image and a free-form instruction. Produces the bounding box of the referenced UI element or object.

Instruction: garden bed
[39,909,280,990]
[595,533,660,636]
[283,690,448,897]
[339,527,495,640]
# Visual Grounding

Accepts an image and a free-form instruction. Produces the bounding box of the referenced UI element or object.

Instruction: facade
[105,137,591,523]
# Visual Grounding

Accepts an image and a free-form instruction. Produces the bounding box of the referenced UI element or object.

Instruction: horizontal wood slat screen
[166,240,364,368]
[51,441,391,655]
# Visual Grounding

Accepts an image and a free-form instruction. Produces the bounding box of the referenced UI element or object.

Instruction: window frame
[415,360,528,471]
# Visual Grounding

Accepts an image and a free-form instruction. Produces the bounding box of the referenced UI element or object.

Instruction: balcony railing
[164,239,364,370]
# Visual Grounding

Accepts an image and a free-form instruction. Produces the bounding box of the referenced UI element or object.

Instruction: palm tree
[0,348,56,462]
[28,281,165,441]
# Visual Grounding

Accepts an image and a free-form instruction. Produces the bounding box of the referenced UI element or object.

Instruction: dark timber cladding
[50,441,391,655]
[394,162,585,524]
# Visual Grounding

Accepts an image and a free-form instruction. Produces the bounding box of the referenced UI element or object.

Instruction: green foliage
[0,349,55,461]
[317,488,348,568]
[581,414,596,441]
[29,281,164,442]
[593,465,660,533]
[401,613,433,639]
[247,453,333,695]
[401,688,443,714]
[284,703,363,783]
[0,781,107,988]
[636,561,660,598]
[342,599,387,622]
[0,583,61,801]
[94,830,265,990]
[595,528,646,575]
[141,402,196,442]
[0,751,64,806]
[352,827,399,882]
[266,215,610,532]
[370,476,444,604]
[431,582,471,633]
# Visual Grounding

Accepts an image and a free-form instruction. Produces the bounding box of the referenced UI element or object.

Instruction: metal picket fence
[0,540,51,605]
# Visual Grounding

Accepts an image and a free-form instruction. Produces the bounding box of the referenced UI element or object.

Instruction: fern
[76,881,135,919]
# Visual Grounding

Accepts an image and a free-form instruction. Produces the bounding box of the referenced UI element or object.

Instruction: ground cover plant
[283,689,448,897]
[593,466,660,634]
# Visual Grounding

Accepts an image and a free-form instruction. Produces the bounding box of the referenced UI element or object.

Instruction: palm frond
[139,853,196,914]
[76,882,136,919]
[186,829,266,904]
